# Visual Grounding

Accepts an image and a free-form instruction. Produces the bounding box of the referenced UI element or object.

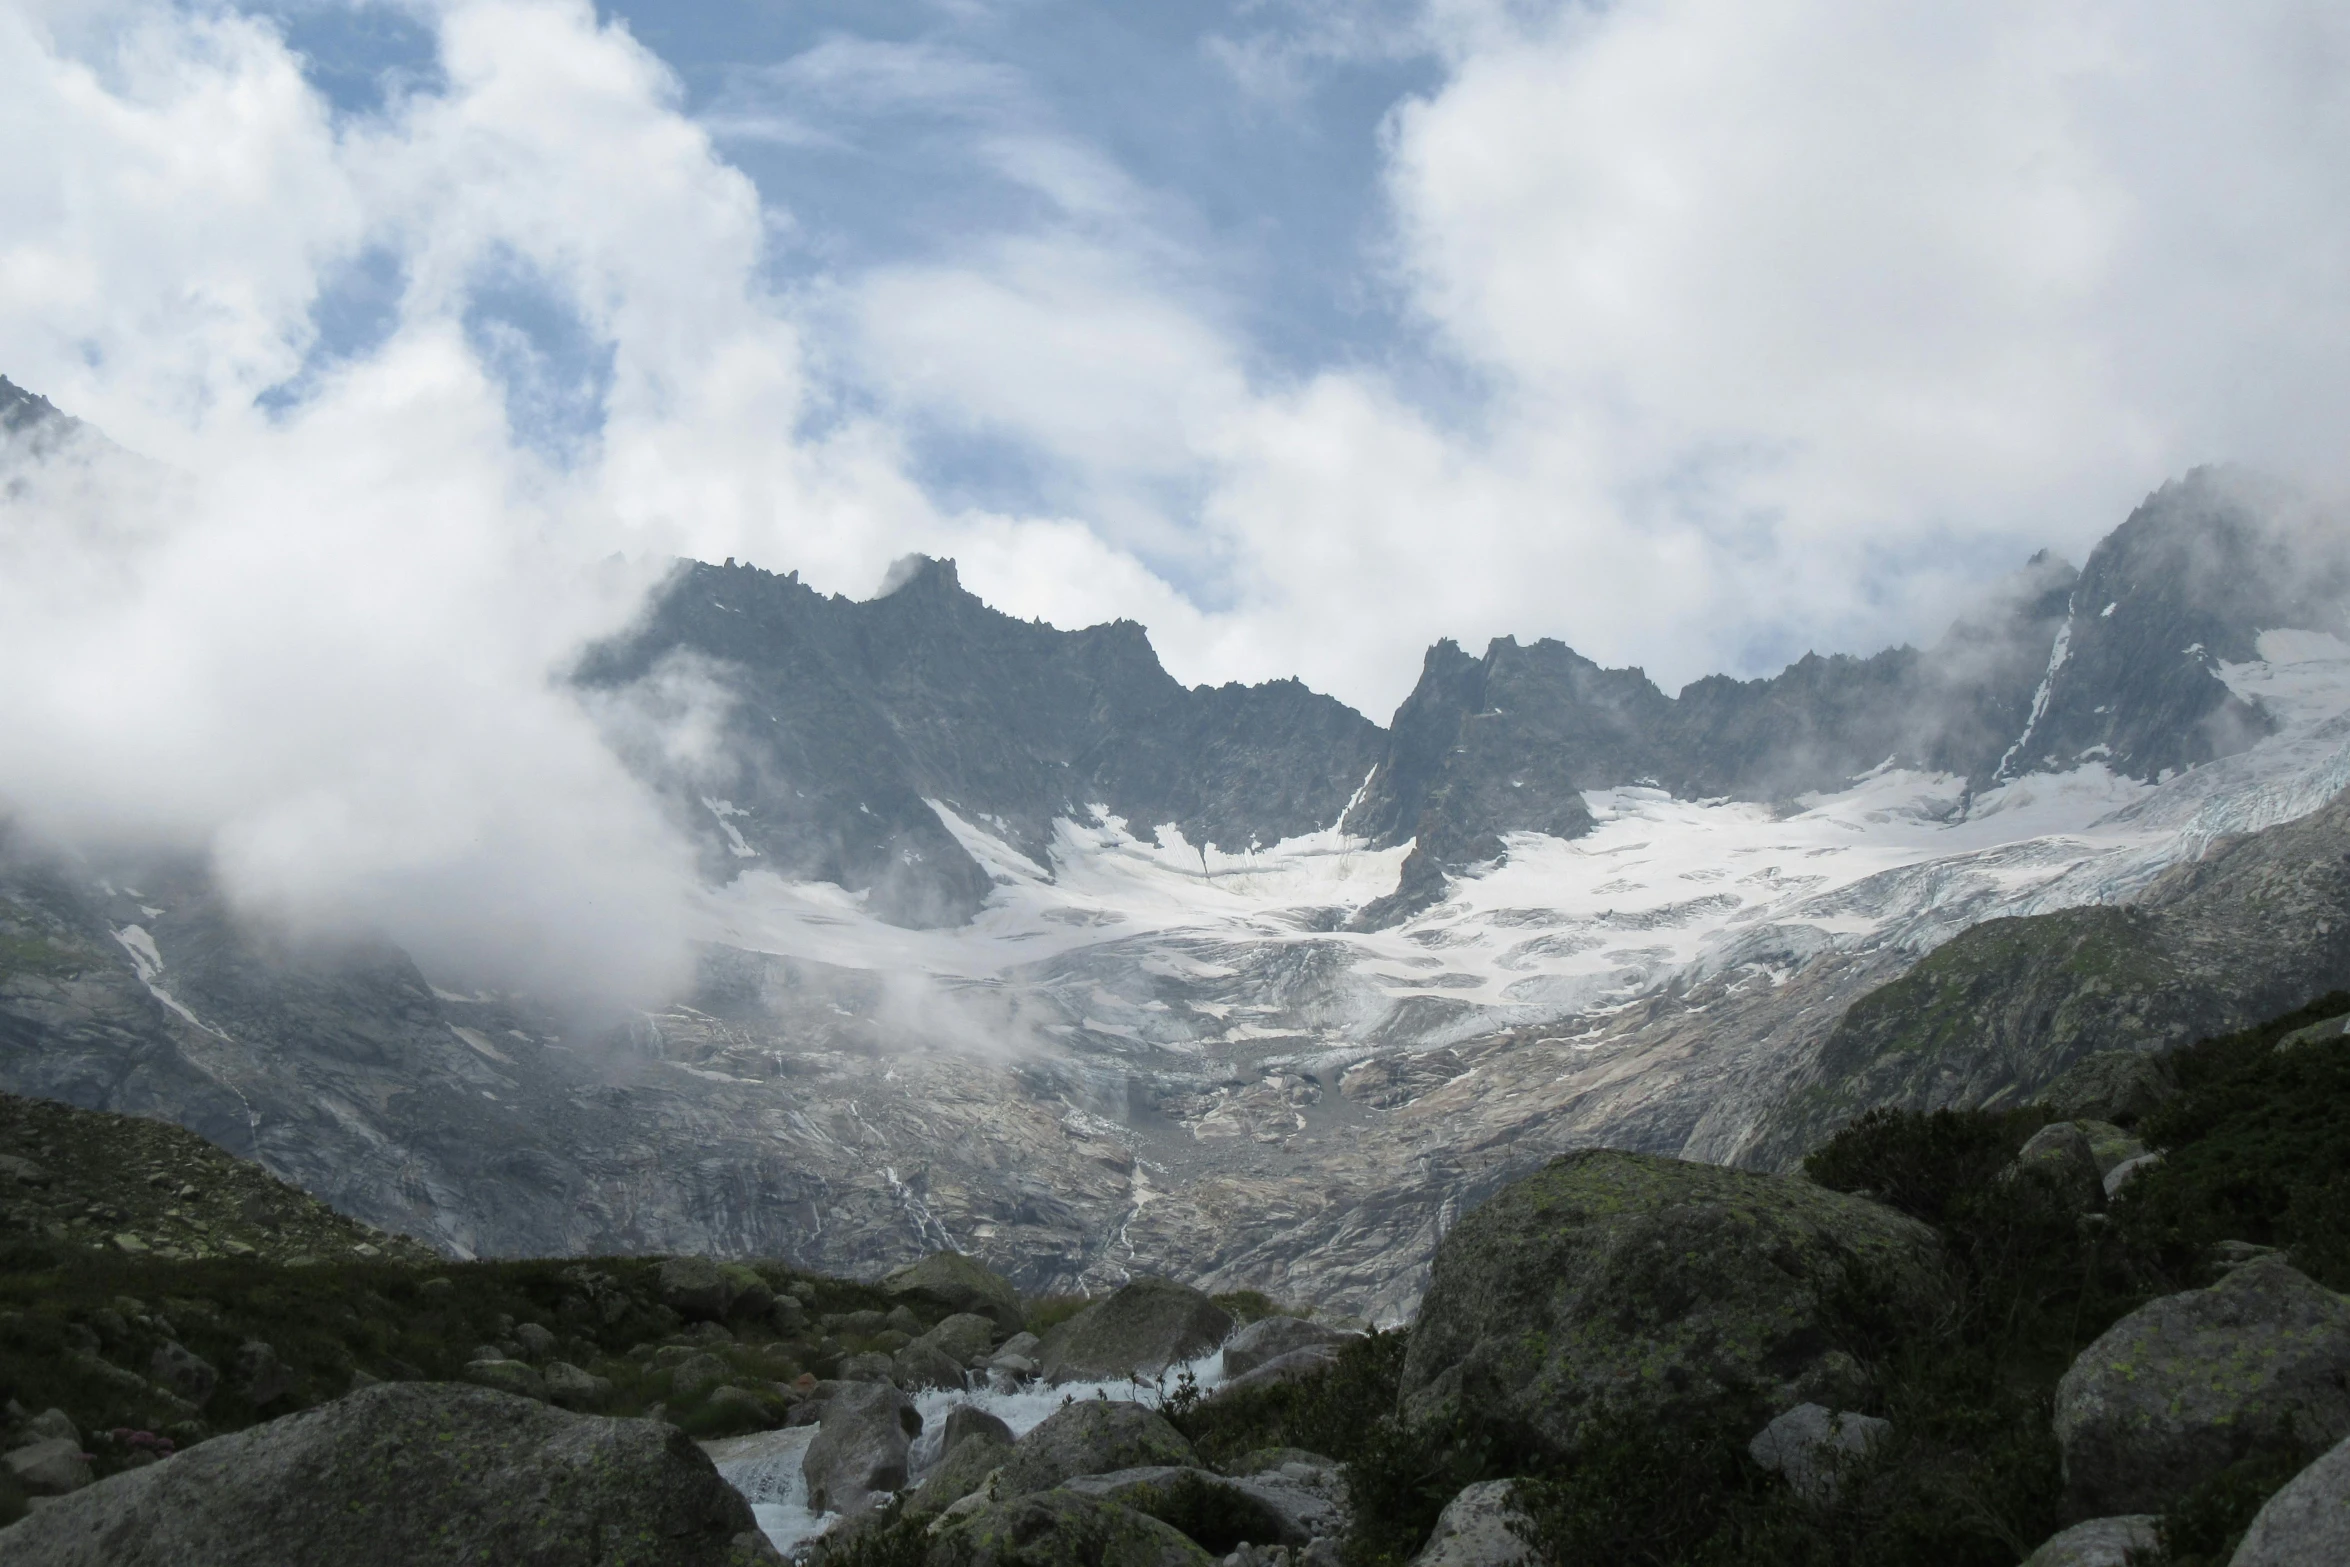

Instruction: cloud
[4,0,2349,995]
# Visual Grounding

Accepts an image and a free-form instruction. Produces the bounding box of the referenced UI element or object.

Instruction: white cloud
[3,0,2348,985]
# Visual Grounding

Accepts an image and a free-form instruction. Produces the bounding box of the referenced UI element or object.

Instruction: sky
[2,0,2347,997]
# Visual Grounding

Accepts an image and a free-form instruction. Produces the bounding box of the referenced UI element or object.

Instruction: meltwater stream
[704,1350,1233,1556]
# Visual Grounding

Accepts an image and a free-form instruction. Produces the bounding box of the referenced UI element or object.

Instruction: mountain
[4,372,2349,1316]
[578,555,1385,926]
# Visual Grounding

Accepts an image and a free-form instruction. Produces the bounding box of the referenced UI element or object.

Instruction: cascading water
[705,1349,1233,1555]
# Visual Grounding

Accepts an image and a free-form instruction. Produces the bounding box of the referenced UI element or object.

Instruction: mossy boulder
[1398,1149,1940,1451]
[2053,1255,2350,1515]
[995,1400,1196,1497]
[0,1382,779,1565]
[923,1489,1213,1566]
[906,1430,1011,1521]
[1038,1279,1232,1385]
[2232,1432,2350,1567]
[879,1252,1023,1334]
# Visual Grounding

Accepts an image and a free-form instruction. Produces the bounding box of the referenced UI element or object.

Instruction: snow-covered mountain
[6,371,2350,1314]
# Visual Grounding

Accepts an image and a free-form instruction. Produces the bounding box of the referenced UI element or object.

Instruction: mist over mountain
[3,370,2349,1314]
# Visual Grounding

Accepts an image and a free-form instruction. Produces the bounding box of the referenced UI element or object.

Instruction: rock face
[881,1253,1027,1335]
[1399,1150,1938,1450]
[0,1382,777,1566]
[995,1401,1197,1497]
[1221,1317,1353,1379]
[1746,1404,1891,1504]
[1411,1480,1535,1567]
[925,1489,1214,1567]
[2229,1432,2350,1567]
[2054,1257,2350,1515]
[2018,1516,2159,1567]
[801,1382,922,1516]
[577,555,1387,929]
[1756,789,2350,1165]
[1039,1279,1233,1384]
[2036,1051,2179,1126]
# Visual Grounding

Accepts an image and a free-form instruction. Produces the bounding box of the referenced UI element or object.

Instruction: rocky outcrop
[1410,1480,1534,1567]
[2036,1051,2178,1126]
[2230,1432,2350,1566]
[1399,1149,1938,1450]
[924,1489,1214,1566]
[0,1383,777,1565]
[2018,1515,2159,1567]
[1039,1279,1232,1385]
[802,1382,923,1517]
[2054,1257,2350,1515]
[995,1401,1197,1497]
[1755,790,2350,1164]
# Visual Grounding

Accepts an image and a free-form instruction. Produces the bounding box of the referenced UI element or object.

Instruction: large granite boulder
[880,1251,1025,1334]
[1213,1348,1348,1401]
[4,1439,92,1497]
[1058,1465,1309,1548]
[0,1383,778,1566]
[1411,1480,1534,1567]
[2019,1516,2158,1567]
[1747,1404,1891,1504]
[802,1381,923,1517]
[894,1340,968,1391]
[1398,1149,1940,1450]
[924,1489,1214,1566]
[2230,1431,2350,1566]
[921,1313,1003,1368]
[2004,1122,2106,1213]
[1221,1317,1354,1379]
[1040,1279,1233,1384]
[660,1256,735,1323]
[906,1429,1012,1521]
[995,1400,1197,1496]
[2055,1256,2350,1515]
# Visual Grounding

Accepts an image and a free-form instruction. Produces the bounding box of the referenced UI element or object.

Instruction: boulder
[1399,1149,1939,1450]
[460,1359,546,1402]
[2074,1121,2146,1178]
[2018,1515,2159,1567]
[4,1439,93,1497]
[232,1341,294,1407]
[880,1251,1026,1334]
[0,1383,779,1566]
[1039,1279,1234,1385]
[2230,1431,2350,1566]
[924,1489,1213,1567]
[542,1361,613,1412]
[2006,1122,2106,1212]
[720,1265,774,1321]
[659,1256,734,1323]
[2036,1050,2178,1126]
[1221,1317,1354,1379]
[702,1386,780,1434]
[1213,1348,1344,1401]
[996,1400,1197,1496]
[1058,1465,1308,1548]
[671,1353,735,1396]
[2054,1256,2350,1515]
[511,1323,558,1362]
[921,1313,1002,1367]
[147,1342,217,1408]
[838,1351,897,1385]
[1411,1480,1534,1567]
[906,1431,1011,1521]
[895,1341,969,1391]
[801,1381,922,1516]
[943,1405,1015,1454]
[1746,1404,1891,1503]
[2103,1153,2162,1200]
